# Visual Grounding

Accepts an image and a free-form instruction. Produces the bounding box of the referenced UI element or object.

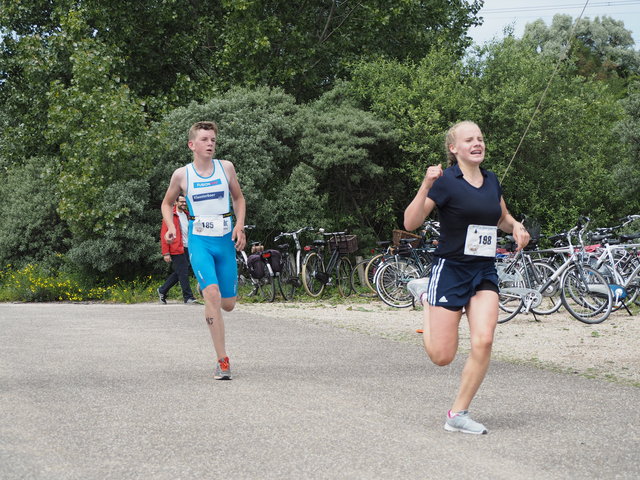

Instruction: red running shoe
[214,356,232,380]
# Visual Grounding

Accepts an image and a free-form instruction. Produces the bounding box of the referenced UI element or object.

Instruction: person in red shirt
[157,195,197,304]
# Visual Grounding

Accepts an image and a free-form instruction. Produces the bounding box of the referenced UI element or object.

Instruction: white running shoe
[444,410,488,435]
[407,277,430,305]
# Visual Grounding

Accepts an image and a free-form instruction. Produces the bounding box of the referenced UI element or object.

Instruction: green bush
[0,157,70,269]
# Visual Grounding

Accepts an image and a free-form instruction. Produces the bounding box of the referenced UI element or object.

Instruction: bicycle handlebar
[273,226,314,242]
[620,232,640,241]
[619,215,640,225]
[546,217,590,249]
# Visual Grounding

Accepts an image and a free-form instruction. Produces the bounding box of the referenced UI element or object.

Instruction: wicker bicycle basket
[392,229,421,248]
[328,234,358,254]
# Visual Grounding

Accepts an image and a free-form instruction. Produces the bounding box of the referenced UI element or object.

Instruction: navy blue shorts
[427,257,498,311]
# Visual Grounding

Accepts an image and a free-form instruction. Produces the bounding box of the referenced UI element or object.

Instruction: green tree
[523,14,640,96]
[0,28,70,167]
[202,0,483,101]
[612,81,640,212]
[347,47,479,230]
[1,0,483,110]
[346,38,626,233]
[349,47,476,176]
[64,179,158,276]
[471,37,626,231]
[44,11,156,276]
[290,86,402,241]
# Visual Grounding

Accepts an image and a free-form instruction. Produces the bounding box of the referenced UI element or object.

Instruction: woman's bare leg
[450,290,498,412]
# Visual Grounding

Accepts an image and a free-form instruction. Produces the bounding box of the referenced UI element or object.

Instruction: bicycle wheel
[618,258,640,307]
[351,259,375,297]
[235,253,254,300]
[371,254,393,291]
[561,264,612,324]
[497,262,524,324]
[595,263,628,313]
[278,255,297,301]
[236,253,248,285]
[363,253,384,293]
[302,252,325,297]
[375,259,419,308]
[336,257,353,297]
[530,261,562,315]
[624,264,640,306]
[257,269,276,303]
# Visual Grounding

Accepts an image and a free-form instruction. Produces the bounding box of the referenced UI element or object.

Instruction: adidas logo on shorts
[439,296,448,303]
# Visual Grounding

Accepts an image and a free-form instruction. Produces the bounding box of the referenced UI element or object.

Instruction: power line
[483,1,640,15]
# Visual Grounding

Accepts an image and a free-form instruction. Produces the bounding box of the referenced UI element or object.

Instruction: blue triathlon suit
[185,159,237,298]
[426,164,502,310]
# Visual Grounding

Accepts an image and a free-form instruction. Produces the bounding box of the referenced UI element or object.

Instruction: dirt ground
[239,299,640,386]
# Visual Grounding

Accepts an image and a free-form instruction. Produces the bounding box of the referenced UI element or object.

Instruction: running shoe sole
[444,423,487,435]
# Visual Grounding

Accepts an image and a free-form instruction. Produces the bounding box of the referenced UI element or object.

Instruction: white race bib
[464,224,497,257]
[192,215,225,237]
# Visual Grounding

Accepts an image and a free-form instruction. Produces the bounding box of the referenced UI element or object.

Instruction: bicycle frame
[298,229,355,298]
[308,242,341,285]
[589,242,640,294]
[274,226,313,277]
[586,214,640,304]
[497,249,546,312]
[373,241,433,284]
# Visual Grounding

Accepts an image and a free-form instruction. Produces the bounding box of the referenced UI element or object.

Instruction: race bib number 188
[464,224,497,257]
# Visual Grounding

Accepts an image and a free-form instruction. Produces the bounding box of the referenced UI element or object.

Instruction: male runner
[161,121,246,380]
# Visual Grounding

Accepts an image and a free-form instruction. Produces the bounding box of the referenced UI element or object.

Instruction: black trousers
[158,249,194,301]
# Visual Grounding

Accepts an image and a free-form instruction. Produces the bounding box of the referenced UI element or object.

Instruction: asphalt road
[1,303,638,480]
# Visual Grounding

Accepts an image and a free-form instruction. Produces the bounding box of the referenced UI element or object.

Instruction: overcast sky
[468,0,640,47]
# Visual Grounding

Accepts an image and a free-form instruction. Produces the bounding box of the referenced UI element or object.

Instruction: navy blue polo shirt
[427,164,503,263]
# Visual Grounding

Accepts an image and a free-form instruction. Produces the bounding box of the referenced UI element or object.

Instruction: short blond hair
[444,121,480,166]
[188,121,218,141]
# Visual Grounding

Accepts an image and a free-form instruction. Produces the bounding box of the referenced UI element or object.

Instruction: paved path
[1,303,638,479]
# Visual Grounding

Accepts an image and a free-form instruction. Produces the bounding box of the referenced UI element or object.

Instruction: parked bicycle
[350,241,392,297]
[585,215,640,312]
[301,230,357,297]
[374,238,435,308]
[369,221,439,308]
[498,217,613,324]
[273,226,314,300]
[495,236,562,323]
[236,225,277,302]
